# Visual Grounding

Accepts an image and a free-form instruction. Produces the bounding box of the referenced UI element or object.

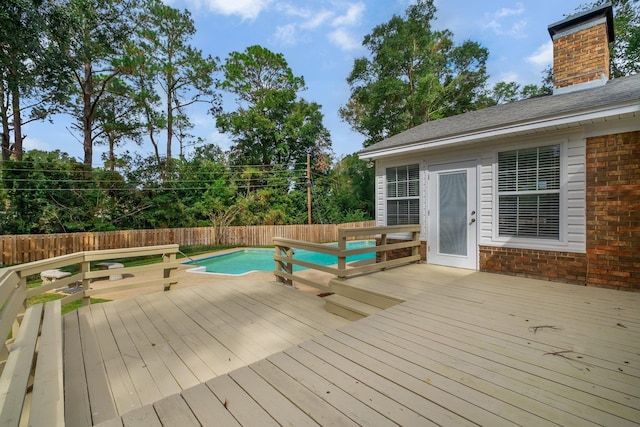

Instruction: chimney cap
[548,2,614,43]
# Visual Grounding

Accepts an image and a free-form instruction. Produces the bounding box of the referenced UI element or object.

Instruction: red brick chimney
[548,3,614,94]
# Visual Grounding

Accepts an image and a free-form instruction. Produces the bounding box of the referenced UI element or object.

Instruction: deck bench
[40,269,72,285]
[95,262,124,281]
[0,299,64,427]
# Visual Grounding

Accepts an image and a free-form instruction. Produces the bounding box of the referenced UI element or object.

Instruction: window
[386,164,420,225]
[498,145,560,239]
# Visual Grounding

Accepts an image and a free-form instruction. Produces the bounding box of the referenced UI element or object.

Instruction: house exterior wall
[479,247,588,284]
[372,128,633,289]
[478,134,587,253]
[374,128,639,290]
[585,130,640,290]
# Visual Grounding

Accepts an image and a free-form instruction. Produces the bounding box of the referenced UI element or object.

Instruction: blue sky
[23,0,589,163]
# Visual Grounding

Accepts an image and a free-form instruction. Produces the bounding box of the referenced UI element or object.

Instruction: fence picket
[0,221,375,266]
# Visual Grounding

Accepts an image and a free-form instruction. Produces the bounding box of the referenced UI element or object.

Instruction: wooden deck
[70,265,640,426]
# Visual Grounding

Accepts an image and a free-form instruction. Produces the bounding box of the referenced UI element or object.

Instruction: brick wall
[585,131,640,290]
[553,21,610,89]
[375,238,427,262]
[479,246,588,285]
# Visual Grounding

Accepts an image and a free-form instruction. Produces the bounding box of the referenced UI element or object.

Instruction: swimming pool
[185,240,376,275]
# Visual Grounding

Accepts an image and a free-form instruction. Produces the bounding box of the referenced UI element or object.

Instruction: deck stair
[324,276,405,319]
[323,294,382,320]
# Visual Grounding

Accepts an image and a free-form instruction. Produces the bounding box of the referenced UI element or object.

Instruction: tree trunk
[166,84,173,162]
[0,84,11,161]
[108,134,116,172]
[82,62,93,167]
[11,87,23,161]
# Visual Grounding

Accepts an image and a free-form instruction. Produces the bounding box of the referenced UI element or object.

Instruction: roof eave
[358,101,640,160]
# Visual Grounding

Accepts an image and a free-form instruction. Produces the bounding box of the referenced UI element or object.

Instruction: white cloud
[301,10,333,30]
[207,130,233,150]
[497,71,519,83]
[276,3,332,28]
[328,28,360,51]
[332,2,365,27]
[272,23,298,46]
[23,136,51,152]
[527,40,553,68]
[199,0,273,20]
[494,3,525,19]
[326,2,365,52]
[269,1,364,51]
[483,2,527,38]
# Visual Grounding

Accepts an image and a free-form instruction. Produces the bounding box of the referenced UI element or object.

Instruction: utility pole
[307,154,312,225]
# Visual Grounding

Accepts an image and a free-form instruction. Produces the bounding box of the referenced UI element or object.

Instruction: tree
[0,0,73,161]
[217,45,332,170]
[339,0,489,147]
[493,1,639,106]
[65,0,140,167]
[309,154,374,224]
[93,77,144,171]
[577,0,640,77]
[0,150,95,233]
[484,67,553,106]
[138,0,219,163]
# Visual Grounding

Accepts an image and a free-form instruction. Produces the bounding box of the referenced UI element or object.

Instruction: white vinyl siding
[386,164,420,225]
[371,130,587,255]
[497,145,561,239]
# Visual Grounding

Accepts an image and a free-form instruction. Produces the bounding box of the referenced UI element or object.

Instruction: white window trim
[385,163,420,226]
[491,141,569,249]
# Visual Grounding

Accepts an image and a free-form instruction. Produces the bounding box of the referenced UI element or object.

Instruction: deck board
[249,359,360,427]
[267,351,398,426]
[76,307,118,424]
[68,265,640,426]
[63,314,92,427]
[72,279,349,420]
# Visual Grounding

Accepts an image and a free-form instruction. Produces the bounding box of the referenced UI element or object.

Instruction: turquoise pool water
[185,240,376,275]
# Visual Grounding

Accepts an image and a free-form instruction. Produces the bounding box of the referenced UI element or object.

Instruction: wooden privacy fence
[0,221,375,266]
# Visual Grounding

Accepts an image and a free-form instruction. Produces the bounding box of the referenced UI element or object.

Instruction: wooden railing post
[81,259,91,306]
[8,275,28,350]
[337,230,347,278]
[274,245,284,283]
[285,248,293,286]
[163,252,177,291]
[411,229,420,262]
[380,232,388,264]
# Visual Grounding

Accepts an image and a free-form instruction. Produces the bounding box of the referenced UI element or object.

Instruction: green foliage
[64,0,143,166]
[484,70,553,106]
[340,0,490,147]
[489,1,639,105]
[0,0,74,160]
[587,0,640,77]
[0,150,94,233]
[25,292,111,315]
[217,45,332,168]
[0,147,373,233]
[310,154,374,223]
[137,0,220,162]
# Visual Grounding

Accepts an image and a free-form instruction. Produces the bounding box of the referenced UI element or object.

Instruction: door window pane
[439,171,467,256]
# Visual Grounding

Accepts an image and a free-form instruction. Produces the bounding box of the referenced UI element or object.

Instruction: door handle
[471,210,476,215]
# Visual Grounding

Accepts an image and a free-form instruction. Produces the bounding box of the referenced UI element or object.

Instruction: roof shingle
[360,73,640,155]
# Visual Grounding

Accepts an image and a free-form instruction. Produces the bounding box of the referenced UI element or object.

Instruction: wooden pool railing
[273,225,421,291]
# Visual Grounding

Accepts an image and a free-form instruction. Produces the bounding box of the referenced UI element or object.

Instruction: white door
[427,161,477,269]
